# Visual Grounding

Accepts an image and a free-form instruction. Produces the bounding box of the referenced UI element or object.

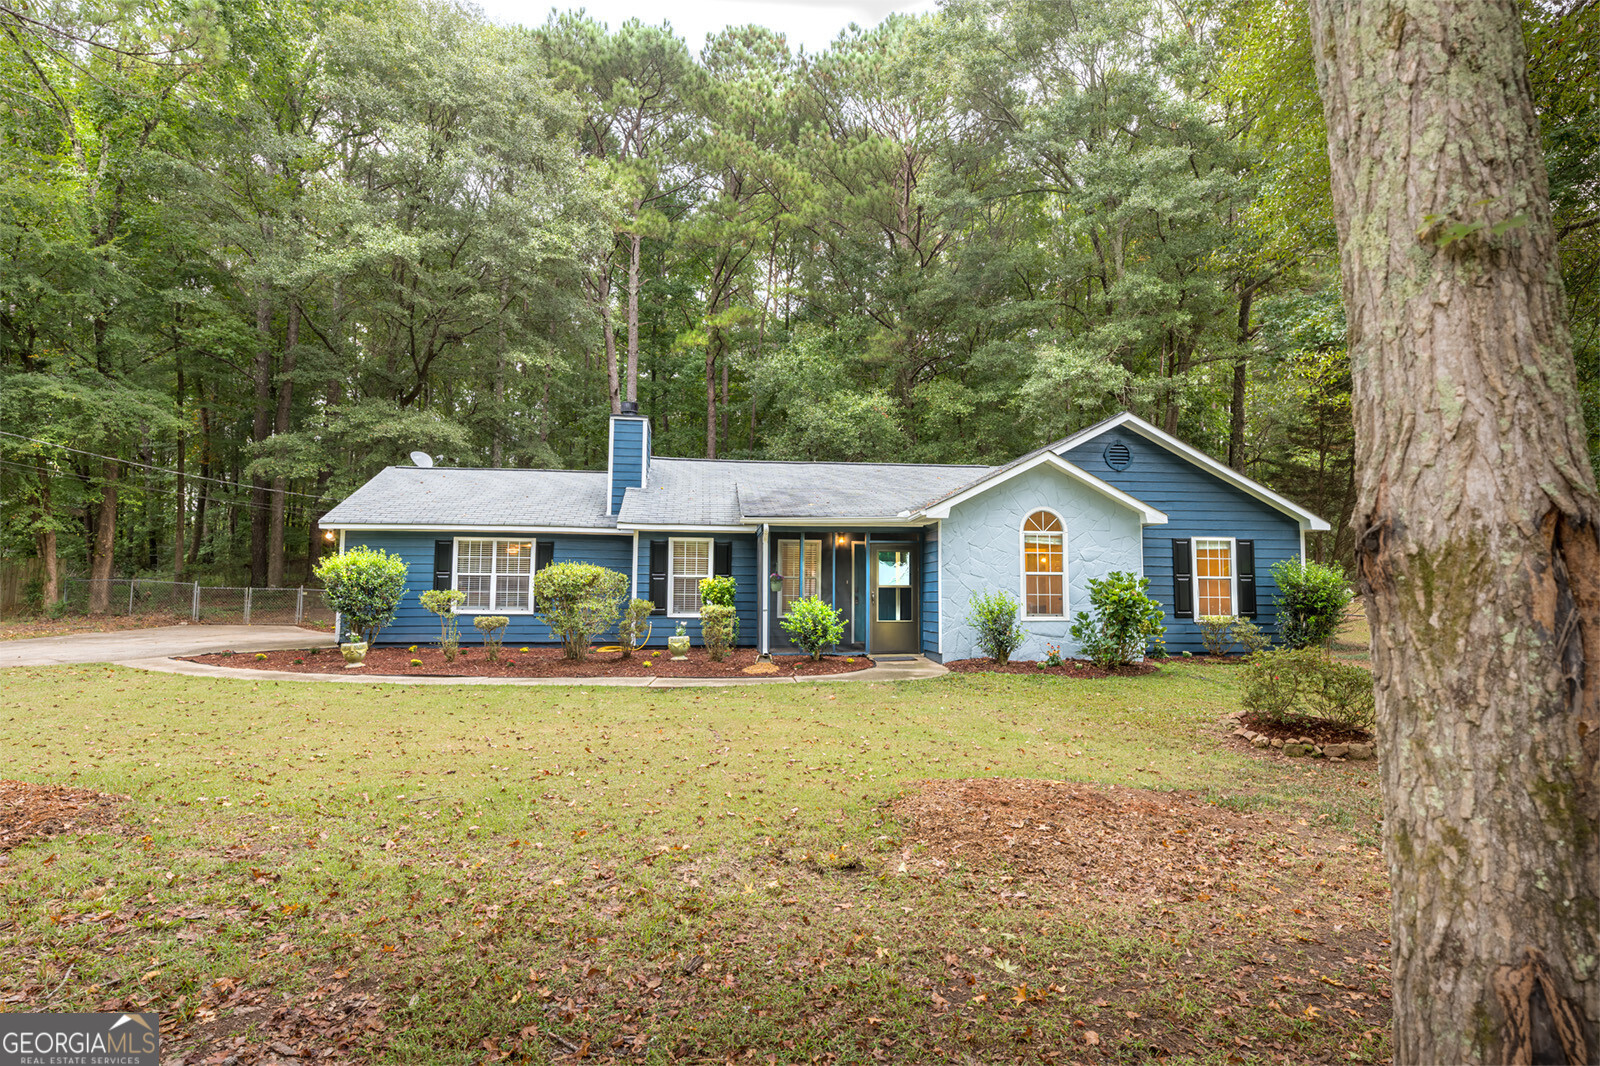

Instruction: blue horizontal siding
[610,418,647,514]
[347,531,634,647]
[921,528,940,658]
[633,533,758,647]
[1060,426,1306,653]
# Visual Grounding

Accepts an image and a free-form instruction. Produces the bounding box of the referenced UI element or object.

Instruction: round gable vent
[1103,441,1132,471]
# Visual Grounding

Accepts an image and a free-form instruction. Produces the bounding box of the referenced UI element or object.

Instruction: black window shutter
[1171,538,1193,619]
[649,540,668,614]
[433,540,453,590]
[713,541,732,578]
[1236,540,1257,618]
[534,541,555,572]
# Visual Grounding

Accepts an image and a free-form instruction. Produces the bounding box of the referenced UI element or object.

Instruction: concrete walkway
[0,624,335,668]
[118,653,947,687]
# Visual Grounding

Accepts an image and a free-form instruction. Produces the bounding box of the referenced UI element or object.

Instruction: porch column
[864,531,872,656]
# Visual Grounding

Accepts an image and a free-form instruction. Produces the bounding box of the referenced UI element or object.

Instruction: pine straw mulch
[0,780,128,852]
[892,777,1378,904]
[181,645,871,678]
[1238,712,1372,746]
[941,657,1159,678]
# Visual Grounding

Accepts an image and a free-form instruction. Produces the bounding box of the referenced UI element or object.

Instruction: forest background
[1,0,1594,596]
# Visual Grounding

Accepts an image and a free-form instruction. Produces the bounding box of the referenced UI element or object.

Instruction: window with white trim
[776,538,821,616]
[1022,510,1065,617]
[1194,538,1234,616]
[455,538,533,612]
[670,538,712,616]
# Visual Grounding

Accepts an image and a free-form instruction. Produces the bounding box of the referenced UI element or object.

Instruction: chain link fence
[59,578,331,626]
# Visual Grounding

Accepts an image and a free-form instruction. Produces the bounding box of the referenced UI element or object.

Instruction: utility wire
[0,431,328,502]
[0,459,324,515]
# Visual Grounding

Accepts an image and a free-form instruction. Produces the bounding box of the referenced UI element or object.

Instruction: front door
[869,543,918,654]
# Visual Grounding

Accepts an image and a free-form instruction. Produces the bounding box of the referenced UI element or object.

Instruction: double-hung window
[1194,538,1235,617]
[669,538,712,616]
[1022,510,1065,618]
[776,538,821,616]
[456,538,533,612]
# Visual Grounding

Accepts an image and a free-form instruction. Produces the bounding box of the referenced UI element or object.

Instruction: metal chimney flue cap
[619,400,639,416]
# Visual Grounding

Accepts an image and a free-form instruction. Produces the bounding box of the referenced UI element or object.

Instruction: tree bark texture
[34,454,57,605]
[87,460,119,614]
[249,290,273,587]
[1308,2,1600,1063]
[267,300,298,587]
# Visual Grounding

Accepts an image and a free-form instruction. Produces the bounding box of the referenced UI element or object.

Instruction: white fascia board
[739,516,936,528]
[324,523,623,535]
[618,523,750,534]
[1054,412,1332,532]
[919,451,1168,525]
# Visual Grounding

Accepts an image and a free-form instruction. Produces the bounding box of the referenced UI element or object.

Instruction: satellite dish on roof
[409,451,434,468]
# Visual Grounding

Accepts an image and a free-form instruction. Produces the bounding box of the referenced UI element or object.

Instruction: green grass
[0,662,1389,1064]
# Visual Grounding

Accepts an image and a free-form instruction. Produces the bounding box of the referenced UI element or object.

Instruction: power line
[0,459,322,515]
[0,431,328,502]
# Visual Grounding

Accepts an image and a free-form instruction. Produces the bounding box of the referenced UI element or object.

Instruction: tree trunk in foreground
[1308,2,1600,1063]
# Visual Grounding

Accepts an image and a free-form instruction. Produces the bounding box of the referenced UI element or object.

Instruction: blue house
[319,405,1328,659]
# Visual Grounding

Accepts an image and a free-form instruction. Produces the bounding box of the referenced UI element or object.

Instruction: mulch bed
[181,645,872,678]
[1239,711,1372,745]
[942,657,1159,678]
[1,780,126,852]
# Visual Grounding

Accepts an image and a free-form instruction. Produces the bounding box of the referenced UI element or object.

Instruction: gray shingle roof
[320,467,616,529]
[617,458,994,524]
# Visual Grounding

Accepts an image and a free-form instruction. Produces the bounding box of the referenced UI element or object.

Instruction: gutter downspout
[758,523,770,660]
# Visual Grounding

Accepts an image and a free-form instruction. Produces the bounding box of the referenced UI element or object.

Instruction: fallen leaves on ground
[0,779,126,851]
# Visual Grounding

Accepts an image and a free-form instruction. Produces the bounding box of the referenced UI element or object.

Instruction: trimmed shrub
[473,616,510,661]
[699,575,739,645]
[617,598,654,658]
[1230,616,1272,657]
[1069,571,1165,668]
[533,562,629,661]
[1197,615,1235,657]
[420,588,466,662]
[314,547,410,645]
[966,591,1026,665]
[781,595,845,661]
[1270,557,1353,649]
[700,604,737,662]
[1240,648,1375,731]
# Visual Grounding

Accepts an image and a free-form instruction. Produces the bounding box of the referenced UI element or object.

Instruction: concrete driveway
[0,625,334,668]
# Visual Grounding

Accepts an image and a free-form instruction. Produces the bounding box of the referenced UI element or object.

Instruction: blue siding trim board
[920,526,940,658]
[1059,426,1305,653]
[633,532,759,647]
[349,530,634,647]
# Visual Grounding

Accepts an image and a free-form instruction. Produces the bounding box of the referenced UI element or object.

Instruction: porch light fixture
[836,534,849,546]
[323,531,336,542]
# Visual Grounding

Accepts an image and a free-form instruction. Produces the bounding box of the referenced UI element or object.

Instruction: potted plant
[667,621,691,660]
[769,571,784,593]
[340,641,368,667]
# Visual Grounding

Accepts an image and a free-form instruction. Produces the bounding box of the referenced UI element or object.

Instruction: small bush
[1230,616,1271,657]
[255,653,267,661]
[1197,615,1234,656]
[420,589,467,661]
[410,658,422,667]
[1240,648,1375,730]
[781,595,845,661]
[21,577,44,616]
[700,604,737,662]
[533,562,629,661]
[617,598,654,658]
[1069,571,1165,668]
[699,576,738,644]
[1271,557,1353,649]
[314,546,410,645]
[966,591,1026,665]
[473,615,510,662]
[1042,643,1064,668]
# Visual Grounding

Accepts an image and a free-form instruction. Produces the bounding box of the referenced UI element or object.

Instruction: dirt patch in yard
[0,780,127,852]
[181,645,872,678]
[1239,712,1372,746]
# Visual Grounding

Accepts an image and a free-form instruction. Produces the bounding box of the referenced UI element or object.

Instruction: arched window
[1022,510,1065,618]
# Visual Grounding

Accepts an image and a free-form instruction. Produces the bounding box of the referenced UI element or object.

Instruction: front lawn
[0,663,1389,1065]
